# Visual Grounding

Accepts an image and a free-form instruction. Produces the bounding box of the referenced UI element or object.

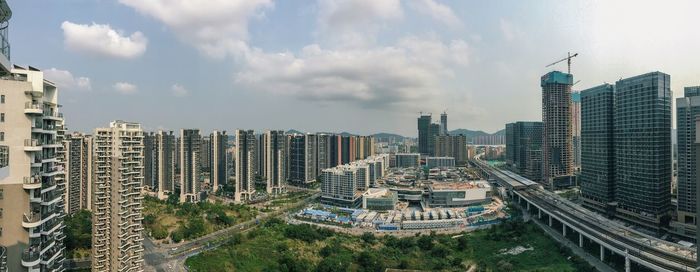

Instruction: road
[140,191,321,271]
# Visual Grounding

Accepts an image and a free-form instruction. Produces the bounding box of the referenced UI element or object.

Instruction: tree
[360,232,376,244]
[456,235,469,251]
[417,235,434,250]
[65,210,92,255]
[356,251,382,272]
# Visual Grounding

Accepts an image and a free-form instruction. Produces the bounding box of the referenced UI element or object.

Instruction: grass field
[185,218,594,271]
[143,196,258,243]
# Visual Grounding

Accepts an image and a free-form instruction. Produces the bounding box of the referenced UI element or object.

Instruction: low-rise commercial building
[426,156,455,169]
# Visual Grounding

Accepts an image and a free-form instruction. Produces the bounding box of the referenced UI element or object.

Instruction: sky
[8,0,700,136]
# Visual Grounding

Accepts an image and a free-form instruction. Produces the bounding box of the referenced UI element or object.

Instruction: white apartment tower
[235,130,256,202]
[91,121,145,271]
[0,64,68,271]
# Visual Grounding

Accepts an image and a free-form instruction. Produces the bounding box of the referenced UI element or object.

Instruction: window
[0,94,4,103]
[0,189,3,199]
[0,208,2,218]
[0,113,3,122]
[0,132,3,141]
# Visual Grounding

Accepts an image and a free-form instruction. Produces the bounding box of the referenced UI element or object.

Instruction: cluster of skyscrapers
[506,68,697,236]
[416,112,468,165]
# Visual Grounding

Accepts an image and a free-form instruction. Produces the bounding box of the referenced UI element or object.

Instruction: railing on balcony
[24,102,41,110]
[23,176,40,185]
[24,139,40,147]
[21,248,40,264]
[23,212,40,224]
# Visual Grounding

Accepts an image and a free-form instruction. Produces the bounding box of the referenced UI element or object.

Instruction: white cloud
[499,18,524,42]
[113,82,138,94]
[236,37,470,109]
[43,68,92,91]
[118,0,272,59]
[171,84,188,97]
[61,21,147,59]
[408,0,462,28]
[316,0,403,47]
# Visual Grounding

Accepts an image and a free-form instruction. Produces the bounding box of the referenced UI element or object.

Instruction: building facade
[63,132,92,214]
[235,130,256,202]
[505,121,543,181]
[433,134,467,165]
[179,129,201,202]
[614,72,672,231]
[541,71,574,187]
[673,86,700,236]
[0,65,67,271]
[91,121,145,271]
[572,91,582,170]
[155,130,175,199]
[580,84,616,216]
[264,130,286,195]
[210,130,227,193]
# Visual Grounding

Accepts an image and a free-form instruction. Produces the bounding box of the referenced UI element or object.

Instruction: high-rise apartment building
[235,130,256,202]
[147,130,175,200]
[264,130,286,195]
[0,65,67,271]
[91,121,144,271]
[580,84,616,216]
[321,165,361,208]
[289,133,317,185]
[673,87,700,236]
[541,71,574,188]
[505,121,543,181]
[434,134,467,165]
[317,133,331,172]
[63,132,92,215]
[179,129,201,202]
[418,114,432,155]
[440,112,448,136]
[614,72,672,230]
[210,130,227,193]
[572,91,582,170]
[143,132,156,190]
[200,136,210,173]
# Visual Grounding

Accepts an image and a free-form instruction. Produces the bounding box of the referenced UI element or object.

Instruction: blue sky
[9,0,700,136]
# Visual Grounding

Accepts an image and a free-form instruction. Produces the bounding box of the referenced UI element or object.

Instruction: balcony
[24,139,42,152]
[41,167,63,177]
[23,176,42,190]
[22,212,42,228]
[43,111,63,121]
[21,247,41,267]
[24,102,42,114]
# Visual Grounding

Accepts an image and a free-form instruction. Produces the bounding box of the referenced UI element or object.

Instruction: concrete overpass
[472,157,697,272]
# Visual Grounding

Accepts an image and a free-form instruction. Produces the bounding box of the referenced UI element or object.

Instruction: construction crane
[546,52,578,74]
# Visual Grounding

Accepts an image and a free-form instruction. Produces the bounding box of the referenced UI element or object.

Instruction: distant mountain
[286,129,304,135]
[371,133,406,141]
[449,128,504,139]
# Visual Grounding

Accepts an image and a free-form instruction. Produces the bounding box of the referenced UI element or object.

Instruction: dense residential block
[264,130,286,195]
[0,65,67,271]
[235,130,256,202]
[91,121,145,271]
[179,129,202,203]
[210,130,228,193]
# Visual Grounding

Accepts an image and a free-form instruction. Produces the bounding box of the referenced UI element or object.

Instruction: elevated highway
[472,157,697,272]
